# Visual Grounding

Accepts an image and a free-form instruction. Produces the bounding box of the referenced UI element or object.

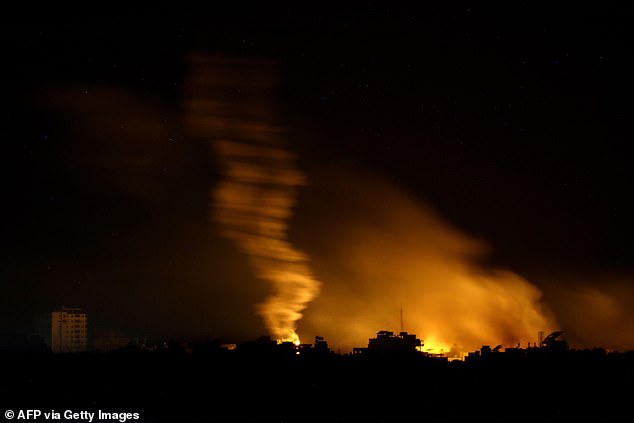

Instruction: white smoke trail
[183,55,320,343]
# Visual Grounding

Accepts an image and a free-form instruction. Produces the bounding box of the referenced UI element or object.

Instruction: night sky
[1,3,633,350]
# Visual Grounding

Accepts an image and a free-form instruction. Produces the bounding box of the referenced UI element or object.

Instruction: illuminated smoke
[296,167,558,353]
[543,276,634,351]
[184,55,320,344]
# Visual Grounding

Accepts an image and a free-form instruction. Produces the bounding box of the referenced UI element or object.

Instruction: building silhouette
[353,330,423,354]
[50,306,88,353]
[313,335,329,354]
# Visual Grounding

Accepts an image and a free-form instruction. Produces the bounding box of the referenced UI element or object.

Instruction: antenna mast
[400,304,404,332]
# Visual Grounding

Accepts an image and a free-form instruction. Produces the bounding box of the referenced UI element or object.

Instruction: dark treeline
[3,341,634,422]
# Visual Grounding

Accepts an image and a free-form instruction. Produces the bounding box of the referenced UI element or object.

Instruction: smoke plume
[183,55,320,343]
[295,167,558,353]
[542,275,634,351]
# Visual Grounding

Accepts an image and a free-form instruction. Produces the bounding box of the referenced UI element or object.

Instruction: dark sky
[1,3,633,348]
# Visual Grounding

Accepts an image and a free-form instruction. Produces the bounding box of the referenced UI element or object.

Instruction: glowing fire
[276,336,302,346]
[420,335,452,356]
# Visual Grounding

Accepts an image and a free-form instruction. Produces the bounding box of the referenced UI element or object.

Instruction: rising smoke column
[183,55,320,343]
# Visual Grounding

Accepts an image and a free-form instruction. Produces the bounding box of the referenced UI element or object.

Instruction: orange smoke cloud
[295,167,558,353]
[183,55,320,343]
[542,276,634,351]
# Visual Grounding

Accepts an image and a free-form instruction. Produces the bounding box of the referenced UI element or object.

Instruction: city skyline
[14,304,629,357]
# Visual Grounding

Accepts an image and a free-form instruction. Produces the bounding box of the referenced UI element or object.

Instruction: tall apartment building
[50,306,88,353]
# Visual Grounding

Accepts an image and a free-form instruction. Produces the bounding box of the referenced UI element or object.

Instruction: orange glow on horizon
[276,335,302,346]
[421,336,452,356]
